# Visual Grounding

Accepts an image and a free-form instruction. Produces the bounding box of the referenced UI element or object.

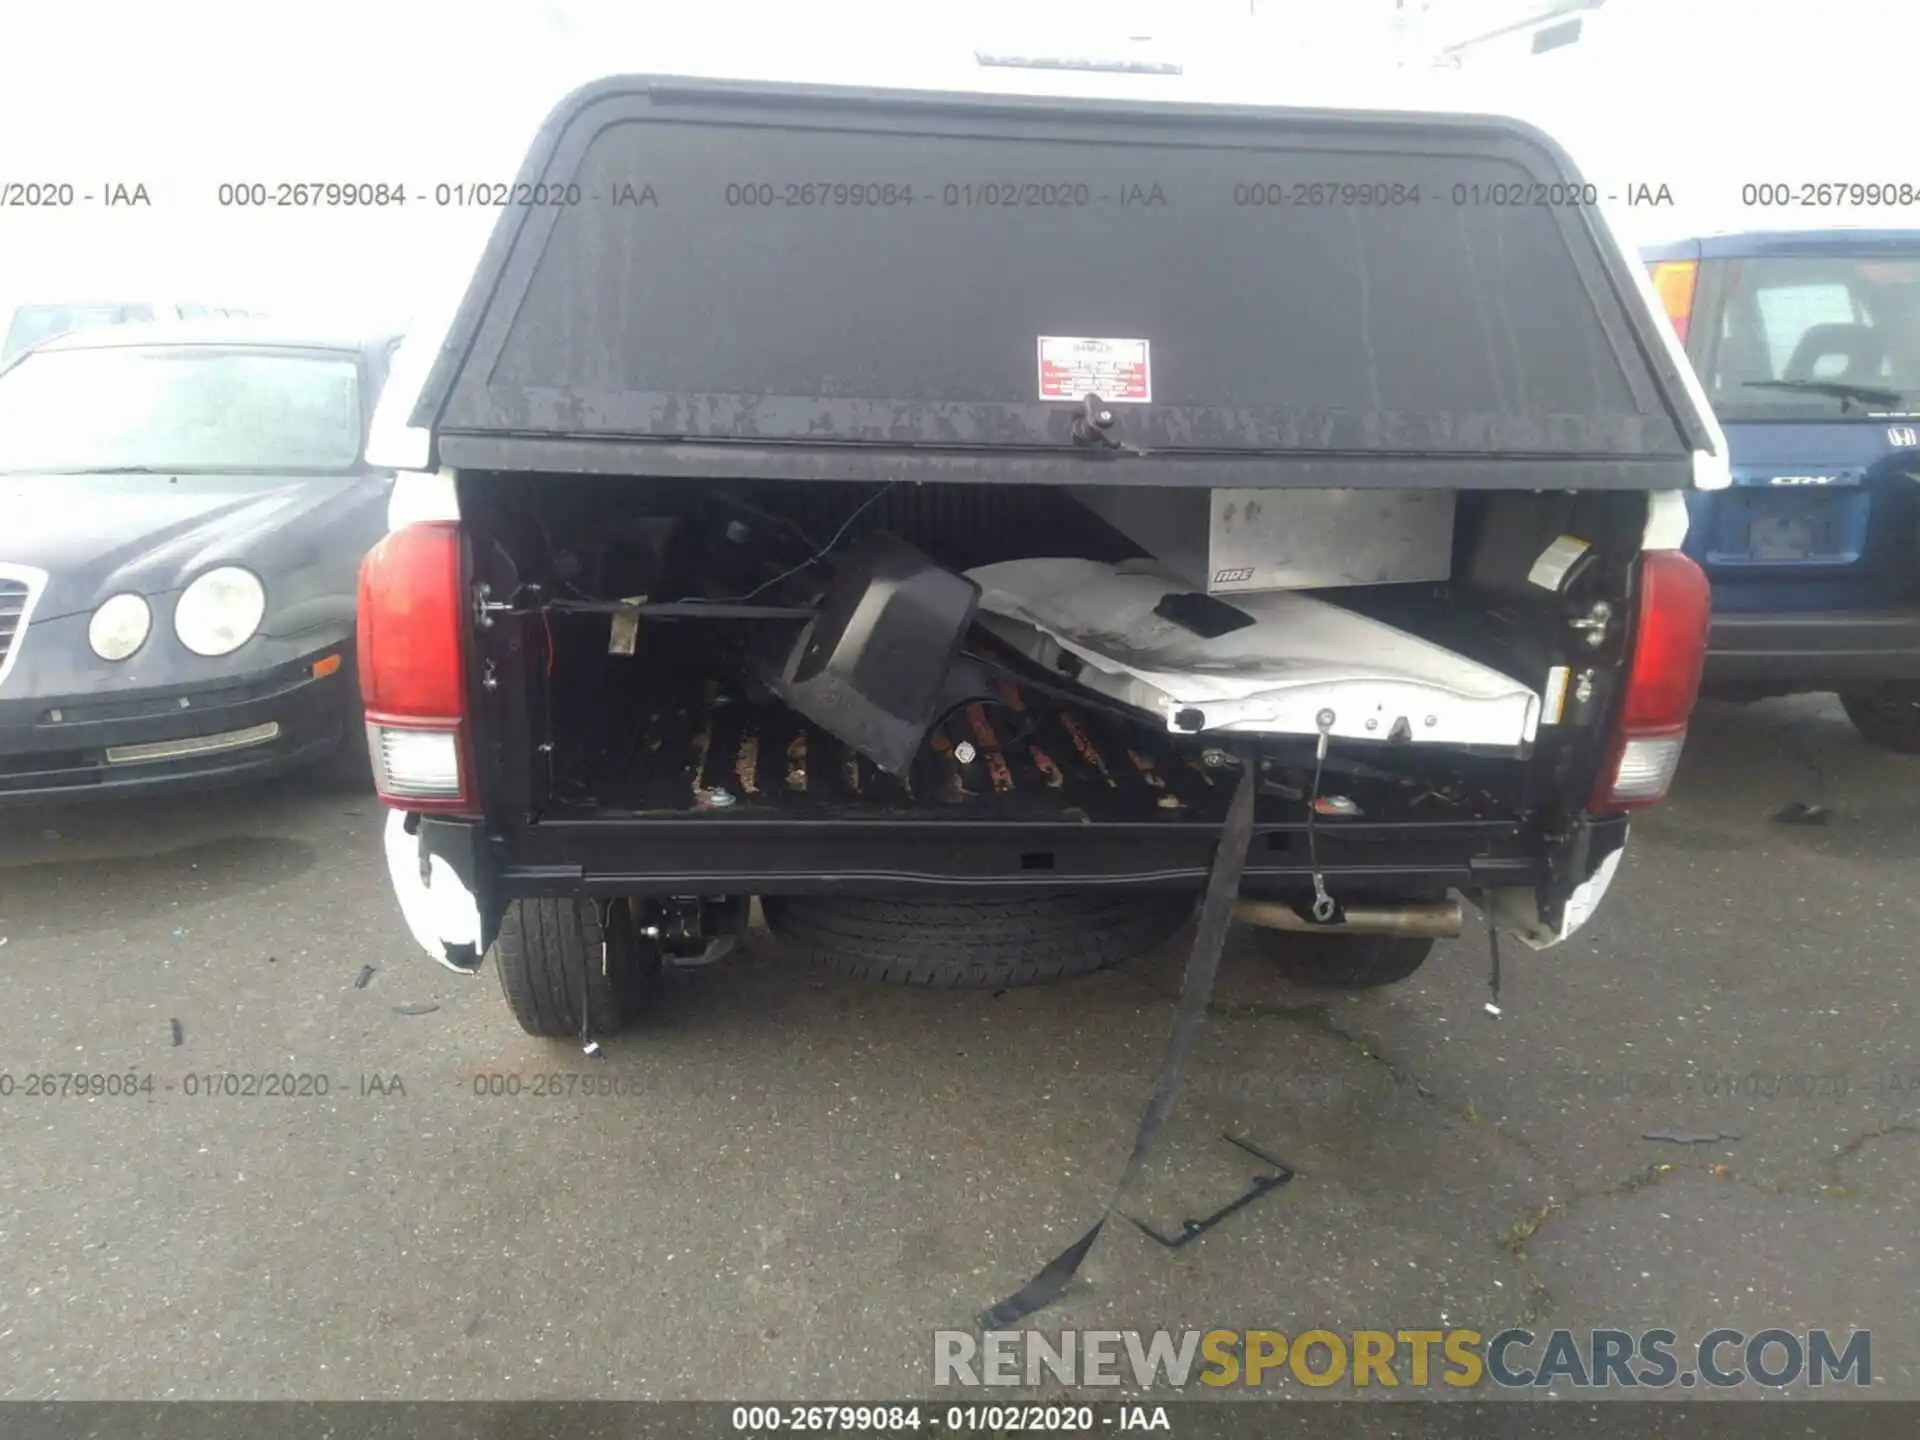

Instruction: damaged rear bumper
[383,806,1631,971]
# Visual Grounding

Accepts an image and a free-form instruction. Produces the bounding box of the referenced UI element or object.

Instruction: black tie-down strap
[978,750,1262,1329]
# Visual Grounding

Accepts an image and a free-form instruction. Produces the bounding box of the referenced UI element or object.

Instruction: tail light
[1591,550,1711,813]
[357,521,472,810]
[1648,260,1698,346]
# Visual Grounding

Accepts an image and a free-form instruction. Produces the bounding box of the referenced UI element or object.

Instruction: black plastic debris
[169,1018,184,1047]
[754,531,981,775]
[355,965,377,990]
[1772,802,1827,826]
[392,1002,440,1016]
[1643,1129,1740,1145]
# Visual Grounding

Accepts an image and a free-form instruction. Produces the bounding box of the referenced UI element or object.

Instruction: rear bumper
[486,815,1551,896]
[1703,610,1920,687]
[384,806,1633,972]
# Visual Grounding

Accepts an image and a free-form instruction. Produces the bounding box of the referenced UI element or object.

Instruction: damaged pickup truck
[360,73,1725,1039]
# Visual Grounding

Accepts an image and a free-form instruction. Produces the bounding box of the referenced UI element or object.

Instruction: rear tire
[1244,928,1435,990]
[493,897,662,1037]
[761,892,1194,988]
[1839,686,1920,754]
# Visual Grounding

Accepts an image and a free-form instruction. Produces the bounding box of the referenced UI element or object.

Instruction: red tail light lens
[1591,549,1711,813]
[1648,260,1698,347]
[357,522,471,810]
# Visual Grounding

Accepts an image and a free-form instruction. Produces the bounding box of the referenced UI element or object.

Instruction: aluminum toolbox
[1076,486,1455,593]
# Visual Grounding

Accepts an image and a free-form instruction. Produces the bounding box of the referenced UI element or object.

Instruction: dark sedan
[0,321,401,802]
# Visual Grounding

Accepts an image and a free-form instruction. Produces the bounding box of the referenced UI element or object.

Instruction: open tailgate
[412,75,1718,491]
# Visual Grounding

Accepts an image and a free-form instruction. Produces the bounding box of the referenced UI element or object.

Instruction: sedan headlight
[173,566,267,657]
[88,593,152,661]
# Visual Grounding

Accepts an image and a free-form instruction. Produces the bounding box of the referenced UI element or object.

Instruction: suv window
[1751,284,1857,374]
[1703,255,1920,419]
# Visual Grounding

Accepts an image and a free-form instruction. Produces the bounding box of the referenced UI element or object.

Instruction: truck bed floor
[547,672,1246,823]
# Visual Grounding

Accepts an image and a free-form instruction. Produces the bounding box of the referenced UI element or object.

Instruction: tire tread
[762,892,1192,988]
[493,898,657,1037]
[1840,690,1920,755]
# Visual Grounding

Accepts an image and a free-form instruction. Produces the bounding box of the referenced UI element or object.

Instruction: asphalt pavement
[0,695,1914,1400]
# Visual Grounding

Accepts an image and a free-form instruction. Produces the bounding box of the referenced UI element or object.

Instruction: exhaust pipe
[1232,897,1464,939]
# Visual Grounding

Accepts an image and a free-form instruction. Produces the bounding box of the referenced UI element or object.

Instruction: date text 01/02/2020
[728,1406,1143,1433]
[720,181,1169,208]
[0,1071,406,1099]
[210,181,661,208]
[711,179,1670,208]
[192,177,1682,211]
[719,180,1414,208]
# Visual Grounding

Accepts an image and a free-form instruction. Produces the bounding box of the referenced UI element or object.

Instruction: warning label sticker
[1038,336,1152,403]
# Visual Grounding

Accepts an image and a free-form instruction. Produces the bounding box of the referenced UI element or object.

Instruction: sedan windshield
[0,345,363,474]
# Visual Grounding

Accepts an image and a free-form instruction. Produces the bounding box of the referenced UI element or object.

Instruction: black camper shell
[408,75,1716,492]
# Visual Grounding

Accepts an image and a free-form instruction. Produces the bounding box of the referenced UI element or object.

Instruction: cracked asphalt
[0,694,1914,1400]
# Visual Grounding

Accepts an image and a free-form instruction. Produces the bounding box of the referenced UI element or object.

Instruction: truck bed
[554,670,1221,820]
[544,656,1516,830]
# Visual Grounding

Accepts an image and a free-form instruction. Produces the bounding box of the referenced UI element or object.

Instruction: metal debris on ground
[1642,1129,1741,1145]
[391,1002,440,1016]
[1128,1134,1295,1250]
[169,1019,184,1047]
[354,965,376,989]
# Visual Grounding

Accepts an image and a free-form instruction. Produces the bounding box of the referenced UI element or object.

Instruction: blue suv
[1643,228,1920,751]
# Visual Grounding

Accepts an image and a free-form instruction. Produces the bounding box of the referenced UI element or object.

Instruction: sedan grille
[0,567,49,689]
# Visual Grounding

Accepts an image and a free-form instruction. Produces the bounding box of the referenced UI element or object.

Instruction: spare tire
[761,892,1194,988]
